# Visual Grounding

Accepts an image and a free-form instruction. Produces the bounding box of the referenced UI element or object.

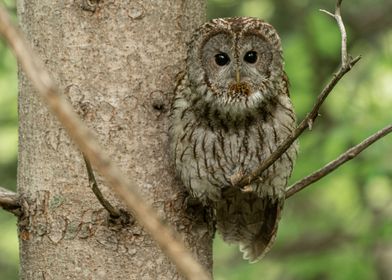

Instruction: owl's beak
[236,68,241,84]
[229,68,250,96]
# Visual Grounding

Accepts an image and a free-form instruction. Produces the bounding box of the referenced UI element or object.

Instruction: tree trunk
[16,1,211,279]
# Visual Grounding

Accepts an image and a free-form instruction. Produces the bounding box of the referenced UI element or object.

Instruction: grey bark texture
[16,1,212,279]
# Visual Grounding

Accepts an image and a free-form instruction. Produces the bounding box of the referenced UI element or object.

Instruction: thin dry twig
[0,5,210,280]
[320,0,347,66]
[82,154,121,218]
[232,0,361,189]
[233,56,361,188]
[0,186,20,216]
[285,124,392,198]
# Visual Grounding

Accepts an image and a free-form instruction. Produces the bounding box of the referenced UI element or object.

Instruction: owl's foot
[241,185,253,193]
[230,168,246,186]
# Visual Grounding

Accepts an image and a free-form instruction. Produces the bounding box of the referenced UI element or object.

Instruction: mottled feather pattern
[170,17,298,262]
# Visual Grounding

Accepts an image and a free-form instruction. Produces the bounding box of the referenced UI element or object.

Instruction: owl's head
[187,17,286,114]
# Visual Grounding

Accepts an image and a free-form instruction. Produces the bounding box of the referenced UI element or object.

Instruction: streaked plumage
[170,17,297,262]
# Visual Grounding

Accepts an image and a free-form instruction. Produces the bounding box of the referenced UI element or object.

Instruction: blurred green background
[0,0,391,279]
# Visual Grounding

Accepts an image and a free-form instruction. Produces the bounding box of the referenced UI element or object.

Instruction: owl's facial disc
[227,50,259,97]
[198,31,279,107]
[212,51,255,98]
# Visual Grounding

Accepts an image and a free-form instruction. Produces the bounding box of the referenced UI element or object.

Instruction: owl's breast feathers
[170,15,298,263]
[170,73,297,262]
[171,72,297,197]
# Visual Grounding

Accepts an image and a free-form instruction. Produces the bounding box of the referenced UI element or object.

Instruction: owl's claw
[230,168,246,186]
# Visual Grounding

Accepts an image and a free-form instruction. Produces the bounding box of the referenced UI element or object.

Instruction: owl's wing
[282,71,291,97]
[215,189,283,262]
[239,197,282,262]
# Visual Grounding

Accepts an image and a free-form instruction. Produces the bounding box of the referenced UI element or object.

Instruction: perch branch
[286,124,392,198]
[232,0,361,189]
[0,5,210,280]
[0,186,20,216]
[82,154,121,218]
[320,0,347,66]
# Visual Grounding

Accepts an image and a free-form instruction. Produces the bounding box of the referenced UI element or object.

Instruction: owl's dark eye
[244,51,258,64]
[215,53,230,66]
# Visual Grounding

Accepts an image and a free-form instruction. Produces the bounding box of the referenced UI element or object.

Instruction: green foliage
[0,212,18,280]
[0,40,18,280]
[283,33,314,116]
[0,1,391,279]
[307,10,341,59]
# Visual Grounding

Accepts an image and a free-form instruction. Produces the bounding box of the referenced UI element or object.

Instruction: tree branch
[0,5,210,280]
[320,0,348,66]
[0,186,20,216]
[232,0,360,189]
[286,124,392,198]
[82,154,121,218]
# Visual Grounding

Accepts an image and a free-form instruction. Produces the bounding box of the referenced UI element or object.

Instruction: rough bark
[17,1,211,279]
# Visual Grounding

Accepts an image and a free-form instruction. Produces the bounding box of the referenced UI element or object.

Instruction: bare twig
[286,124,392,198]
[0,5,210,280]
[320,0,348,66]
[82,154,121,218]
[233,56,360,188]
[232,0,360,189]
[0,186,20,216]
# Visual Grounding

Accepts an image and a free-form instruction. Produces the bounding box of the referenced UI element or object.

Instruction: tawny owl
[170,17,297,262]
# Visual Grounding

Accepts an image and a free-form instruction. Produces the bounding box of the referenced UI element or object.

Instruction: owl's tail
[215,188,283,263]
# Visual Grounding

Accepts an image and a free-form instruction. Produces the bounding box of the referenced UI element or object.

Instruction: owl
[170,17,297,262]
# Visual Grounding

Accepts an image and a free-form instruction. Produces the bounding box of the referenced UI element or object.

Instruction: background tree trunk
[16,1,211,279]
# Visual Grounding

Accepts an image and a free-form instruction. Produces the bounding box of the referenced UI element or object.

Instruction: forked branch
[286,124,392,198]
[83,155,121,218]
[320,0,348,66]
[0,5,210,280]
[232,0,361,189]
